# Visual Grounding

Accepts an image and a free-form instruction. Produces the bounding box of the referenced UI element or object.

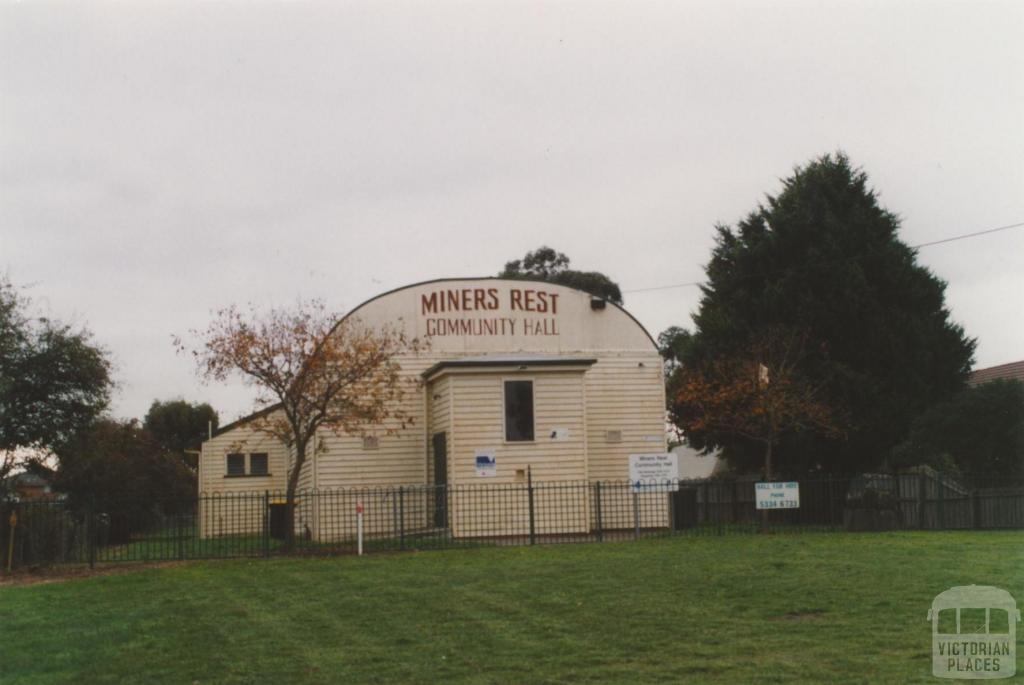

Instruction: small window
[226,453,245,476]
[504,380,534,442]
[226,452,269,477]
[249,453,269,476]
[362,436,379,451]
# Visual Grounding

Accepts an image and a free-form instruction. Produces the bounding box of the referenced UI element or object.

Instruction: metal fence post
[399,486,405,550]
[262,491,270,558]
[732,480,741,524]
[6,507,18,572]
[594,481,603,542]
[391,490,399,551]
[527,467,536,545]
[824,478,834,528]
[971,489,980,530]
[87,497,96,569]
[937,472,945,530]
[669,488,677,535]
[918,472,927,529]
[633,489,640,540]
[177,507,185,561]
[702,481,709,527]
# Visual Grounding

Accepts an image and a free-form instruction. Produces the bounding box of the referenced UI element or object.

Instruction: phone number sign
[755,482,800,509]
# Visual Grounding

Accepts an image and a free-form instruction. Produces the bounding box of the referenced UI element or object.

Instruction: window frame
[249,452,269,476]
[226,453,246,477]
[225,452,272,478]
[502,378,536,443]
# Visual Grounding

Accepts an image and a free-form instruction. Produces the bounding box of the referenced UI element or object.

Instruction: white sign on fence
[629,453,679,492]
[755,482,800,509]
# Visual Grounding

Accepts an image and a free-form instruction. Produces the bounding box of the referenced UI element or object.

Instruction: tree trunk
[760,441,773,534]
[284,440,307,552]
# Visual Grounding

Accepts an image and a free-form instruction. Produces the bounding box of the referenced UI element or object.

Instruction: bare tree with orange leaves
[672,327,846,481]
[177,300,424,548]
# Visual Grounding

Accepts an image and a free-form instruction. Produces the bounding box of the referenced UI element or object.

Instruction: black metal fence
[2,472,1022,570]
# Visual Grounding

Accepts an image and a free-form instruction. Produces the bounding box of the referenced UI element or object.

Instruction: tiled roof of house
[968,360,1024,387]
[12,472,47,487]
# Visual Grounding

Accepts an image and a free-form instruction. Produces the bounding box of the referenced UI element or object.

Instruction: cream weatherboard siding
[313,355,433,490]
[585,351,669,529]
[585,352,667,480]
[198,277,670,540]
[444,370,588,484]
[427,373,452,485]
[198,420,287,537]
[437,367,590,537]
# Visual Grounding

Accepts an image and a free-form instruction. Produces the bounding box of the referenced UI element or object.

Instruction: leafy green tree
[500,247,623,304]
[143,399,219,469]
[53,418,196,534]
[657,326,692,377]
[1,277,112,464]
[892,379,1024,477]
[671,153,975,473]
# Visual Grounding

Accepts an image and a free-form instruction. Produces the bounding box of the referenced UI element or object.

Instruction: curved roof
[331,276,657,348]
[212,276,657,438]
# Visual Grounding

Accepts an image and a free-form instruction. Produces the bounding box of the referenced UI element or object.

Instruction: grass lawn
[2,532,1022,684]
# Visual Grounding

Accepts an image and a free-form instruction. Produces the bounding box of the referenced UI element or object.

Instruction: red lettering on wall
[423,288,561,331]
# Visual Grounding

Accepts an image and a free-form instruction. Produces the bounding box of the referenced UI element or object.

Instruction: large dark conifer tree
[672,153,975,473]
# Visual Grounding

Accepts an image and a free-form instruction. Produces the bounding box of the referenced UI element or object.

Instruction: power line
[624,280,705,294]
[623,220,1024,295]
[910,221,1024,248]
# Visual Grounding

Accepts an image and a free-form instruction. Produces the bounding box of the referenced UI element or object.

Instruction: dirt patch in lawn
[771,609,828,621]
[0,561,190,587]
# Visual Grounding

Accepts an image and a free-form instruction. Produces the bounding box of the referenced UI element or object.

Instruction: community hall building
[198,278,669,540]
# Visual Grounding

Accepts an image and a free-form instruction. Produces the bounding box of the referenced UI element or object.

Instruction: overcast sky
[2,1,1022,424]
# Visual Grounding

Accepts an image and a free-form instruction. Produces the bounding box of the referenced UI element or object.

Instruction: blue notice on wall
[475,450,497,477]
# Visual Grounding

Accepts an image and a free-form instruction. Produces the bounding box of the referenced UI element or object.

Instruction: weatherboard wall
[197,278,669,539]
[198,420,288,537]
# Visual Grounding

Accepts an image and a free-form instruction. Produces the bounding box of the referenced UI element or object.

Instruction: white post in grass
[356,501,364,556]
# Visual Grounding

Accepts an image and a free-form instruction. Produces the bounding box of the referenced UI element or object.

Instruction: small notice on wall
[755,482,800,509]
[550,428,570,440]
[628,453,679,492]
[475,449,497,477]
